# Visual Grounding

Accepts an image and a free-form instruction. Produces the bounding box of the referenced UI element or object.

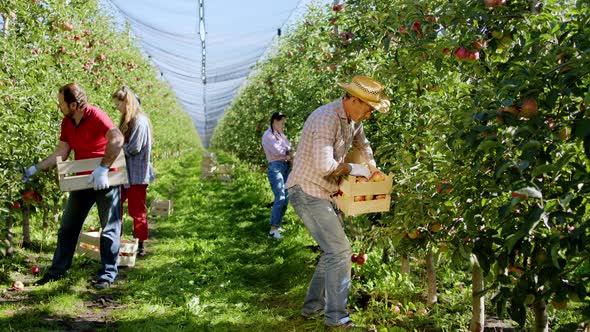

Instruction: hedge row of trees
[0,0,200,255]
[211,0,589,330]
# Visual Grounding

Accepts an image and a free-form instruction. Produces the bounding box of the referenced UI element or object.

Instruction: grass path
[1,151,333,331]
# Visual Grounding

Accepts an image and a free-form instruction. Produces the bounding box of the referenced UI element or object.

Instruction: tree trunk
[6,215,14,256]
[53,199,62,227]
[470,254,485,332]
[21,205,31,248]
[381,247,390,264]
[401,255,410,274]
[42,206,49,230]
[2,14,9,38]
[533,299,549,332]
[425,249,438,305]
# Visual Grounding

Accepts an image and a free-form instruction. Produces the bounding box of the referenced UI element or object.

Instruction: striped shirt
[261,127,292,162]
[122,113,156,187]
[286,98,375,200]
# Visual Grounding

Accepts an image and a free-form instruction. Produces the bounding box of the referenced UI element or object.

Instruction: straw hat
[337,75,390,113]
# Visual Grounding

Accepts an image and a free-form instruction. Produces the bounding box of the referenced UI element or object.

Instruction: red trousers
[121,184,149,241]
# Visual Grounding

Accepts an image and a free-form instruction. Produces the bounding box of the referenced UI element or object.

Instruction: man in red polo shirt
[23,83,124,289]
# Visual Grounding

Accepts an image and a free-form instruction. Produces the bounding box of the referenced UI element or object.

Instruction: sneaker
[325,321,375,331]
[137,241,146,257]
[302,311,324,320]
[268,230,282,239]
[33,274,62,286]
[93,280,111,290]
[277,227,285,233]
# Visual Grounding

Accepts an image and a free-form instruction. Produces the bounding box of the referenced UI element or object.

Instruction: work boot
[137,241,146,257]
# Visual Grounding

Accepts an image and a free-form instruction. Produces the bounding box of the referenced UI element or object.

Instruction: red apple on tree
[22,190,41,204]
[454,47,468,60]
[355,253,367,265]
[407,230,421,239]
[31,266,40,275]
[351,254,358,262]
[483,0,497,7]
[520,98,538,118]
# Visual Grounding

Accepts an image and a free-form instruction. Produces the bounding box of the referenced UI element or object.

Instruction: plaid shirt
[286,98,375,200]
[261,127,292,162]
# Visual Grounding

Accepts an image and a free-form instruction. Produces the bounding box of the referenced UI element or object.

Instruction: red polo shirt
[59,105,115,160]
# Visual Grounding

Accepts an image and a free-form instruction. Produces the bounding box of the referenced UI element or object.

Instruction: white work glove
[87,165,110,190]
[21,165,38,183]
[348,163,372,179]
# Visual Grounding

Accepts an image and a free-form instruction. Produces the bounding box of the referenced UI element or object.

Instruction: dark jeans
[48,186,121,283]
[267,160,290,227]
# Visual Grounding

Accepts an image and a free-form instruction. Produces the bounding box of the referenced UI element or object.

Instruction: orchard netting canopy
[101,0,329,147]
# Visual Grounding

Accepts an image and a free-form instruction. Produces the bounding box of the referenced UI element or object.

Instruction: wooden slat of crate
[335,194,392,217]
[76,231,138,267]
[216,164,235,175]
[335,173,393,217]
[151,199,172,216]
[339,174,393,196]
[56,151,128,192]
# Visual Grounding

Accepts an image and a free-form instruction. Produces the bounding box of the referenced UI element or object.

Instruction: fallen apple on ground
[12,281,24,291]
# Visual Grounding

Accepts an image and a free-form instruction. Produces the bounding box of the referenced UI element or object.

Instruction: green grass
[0,151,329,331]
[1,150,583,331]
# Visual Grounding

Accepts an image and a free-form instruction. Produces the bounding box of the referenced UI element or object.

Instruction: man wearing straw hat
[286,75,389,329]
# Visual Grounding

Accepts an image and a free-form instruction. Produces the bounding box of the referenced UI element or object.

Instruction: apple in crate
[355,176,369,183]
[375,194,387,200]
[369,171,386,182]
[353,196,366,202]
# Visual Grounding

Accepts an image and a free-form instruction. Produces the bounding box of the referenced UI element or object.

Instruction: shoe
[302,311,324,320]
[33,274,62,286]
[325,321,375,331]
[277,227,285,233]
[93,280,111,289]
[268,230,282,239]
[137,241,146,257]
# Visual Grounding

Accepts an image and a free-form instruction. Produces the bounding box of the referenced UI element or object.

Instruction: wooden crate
[56,151,128,192]
[76,231,138,267]
[151,199,172,216]
[216,164,235,175]
[334,173,393,217]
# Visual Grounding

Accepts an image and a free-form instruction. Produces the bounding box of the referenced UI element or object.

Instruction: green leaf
[531,164,558,178]
[574,119,590,138]
[514,186,543,199]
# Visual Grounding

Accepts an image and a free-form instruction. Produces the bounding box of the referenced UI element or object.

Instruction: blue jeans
[267,161,290,227]
[48,187,121,283]
[288,185,352,326]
